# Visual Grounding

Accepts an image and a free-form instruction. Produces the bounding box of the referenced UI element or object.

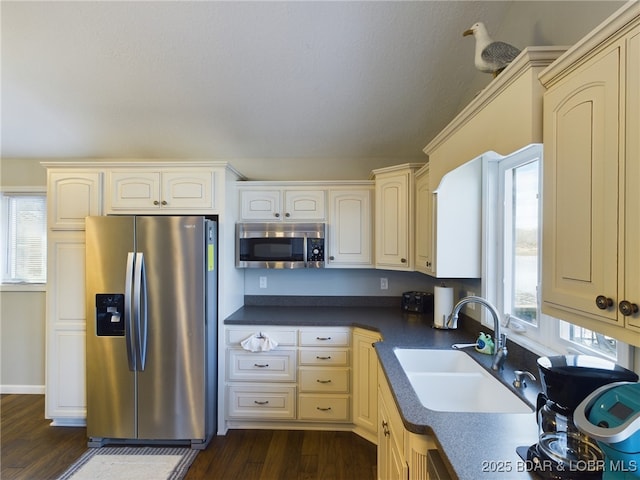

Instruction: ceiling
[0,1,624,179]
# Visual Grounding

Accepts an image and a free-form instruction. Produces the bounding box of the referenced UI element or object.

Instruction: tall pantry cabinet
[44,170,103,424]
[43,161,244,426]
[540,2,640,347]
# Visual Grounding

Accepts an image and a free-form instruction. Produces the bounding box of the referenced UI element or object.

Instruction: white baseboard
[1,384,45,394]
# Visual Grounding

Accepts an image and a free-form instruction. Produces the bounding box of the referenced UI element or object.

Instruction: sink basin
[394,349,533,414]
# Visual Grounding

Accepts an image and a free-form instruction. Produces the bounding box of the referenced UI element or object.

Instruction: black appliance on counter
[401,291,433,313]
[518,355,638,479]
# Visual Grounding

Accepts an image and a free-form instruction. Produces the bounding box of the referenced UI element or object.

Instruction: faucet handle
[513,370,536,388]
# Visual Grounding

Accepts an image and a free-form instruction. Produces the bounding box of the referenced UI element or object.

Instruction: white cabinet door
[352,328,380,443]
[283,190,325,221]
[161,170,215,210]
[239,190,282,220]
[48,171,102,230]
[542,45,620,324]
[414,166,433,275]
[108,171,161,211]
[239,189,325,221]
[108,169,215,212]
[45,233,87,424]
[327,189,373,268]
[375,170,412,270]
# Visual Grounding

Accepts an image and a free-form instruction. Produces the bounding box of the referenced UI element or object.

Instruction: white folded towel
[240,332,279,352]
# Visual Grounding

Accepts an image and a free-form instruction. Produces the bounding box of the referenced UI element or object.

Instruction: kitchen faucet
[447,296,508,370]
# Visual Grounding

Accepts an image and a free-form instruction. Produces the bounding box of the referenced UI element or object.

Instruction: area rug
[56,446,198,480]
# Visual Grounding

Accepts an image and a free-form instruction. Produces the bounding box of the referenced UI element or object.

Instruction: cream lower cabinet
[225,326,351,425]
[225,327,298,421]
[298,327,351,423]
[540,5,640,346]
[353,328,381,443]
[378,365,408,480]
[378,365,443,480]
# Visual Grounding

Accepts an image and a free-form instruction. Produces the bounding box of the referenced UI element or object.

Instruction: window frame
[482,145,632,368]
[0,186,47,291]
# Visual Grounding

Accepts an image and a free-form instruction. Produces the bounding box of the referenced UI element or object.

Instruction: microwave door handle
[303,235,308,267]
[124,252,137,371]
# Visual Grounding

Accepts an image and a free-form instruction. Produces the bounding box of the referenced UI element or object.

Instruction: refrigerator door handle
[134,252,148,371]
[125,252,137,371]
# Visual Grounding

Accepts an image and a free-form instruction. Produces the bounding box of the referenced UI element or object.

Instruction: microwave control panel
[307,238,325,262]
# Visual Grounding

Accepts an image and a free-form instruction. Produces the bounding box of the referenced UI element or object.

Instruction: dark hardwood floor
[1,394,377,480]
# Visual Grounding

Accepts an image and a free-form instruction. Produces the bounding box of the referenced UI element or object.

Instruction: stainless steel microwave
[236,223,325,268]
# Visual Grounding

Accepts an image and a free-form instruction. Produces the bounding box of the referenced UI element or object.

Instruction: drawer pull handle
[316,337,332,341]
[254,400,269,405]
[254,363,269,368]
[317,379,332,384]
[316,407,332,411]
[316,356,332,360]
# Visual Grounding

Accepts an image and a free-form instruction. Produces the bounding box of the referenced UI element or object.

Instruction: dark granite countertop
[225,302,542,480]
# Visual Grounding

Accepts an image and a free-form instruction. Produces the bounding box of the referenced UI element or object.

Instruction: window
[1,191,47,284]
[485,145,630,366]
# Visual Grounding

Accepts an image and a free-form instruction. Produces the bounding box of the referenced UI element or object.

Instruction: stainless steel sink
[394,348,533,414]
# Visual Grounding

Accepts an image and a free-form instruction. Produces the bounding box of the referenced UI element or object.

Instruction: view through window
[1,193,47,283]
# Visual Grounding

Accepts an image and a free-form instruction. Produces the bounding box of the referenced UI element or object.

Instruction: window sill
[0,283,46,292]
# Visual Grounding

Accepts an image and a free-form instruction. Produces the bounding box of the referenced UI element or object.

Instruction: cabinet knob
[401,258,407,263]
[329,256,335,261]
[274,213,280,218]
[619,300,639,316]
[285,212,291,218]
[161,200,167,206]
[595,295,614,310]
[153,200,160,205]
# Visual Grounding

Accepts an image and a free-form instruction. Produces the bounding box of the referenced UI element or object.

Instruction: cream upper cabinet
[326,187,373,268]
[239,188,325,221]
[414,165,434,276]
[48,171,103,230]
[540,3,640,346]
[373,164,423,271]
[107,167,217,213]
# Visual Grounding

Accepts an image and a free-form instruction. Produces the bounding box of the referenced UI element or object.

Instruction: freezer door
[135,216,207,440]
[85,216,136,439]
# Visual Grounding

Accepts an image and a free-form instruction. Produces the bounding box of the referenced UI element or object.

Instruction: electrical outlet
[259,276,267,289]
[380,278,388,290]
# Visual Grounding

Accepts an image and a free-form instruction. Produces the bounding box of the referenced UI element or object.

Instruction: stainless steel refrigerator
[85,216,217,449]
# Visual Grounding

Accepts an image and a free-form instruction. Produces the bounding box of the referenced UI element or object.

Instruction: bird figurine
[463,22,521,77]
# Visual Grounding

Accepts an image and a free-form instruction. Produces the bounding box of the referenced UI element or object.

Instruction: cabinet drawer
[228,349,296,382]
[226,328,297,347]
[299,367,349,393]
[227,385,296,419]
[299,329,350,347]
[299,348,349,366]
[298,394,350,422]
